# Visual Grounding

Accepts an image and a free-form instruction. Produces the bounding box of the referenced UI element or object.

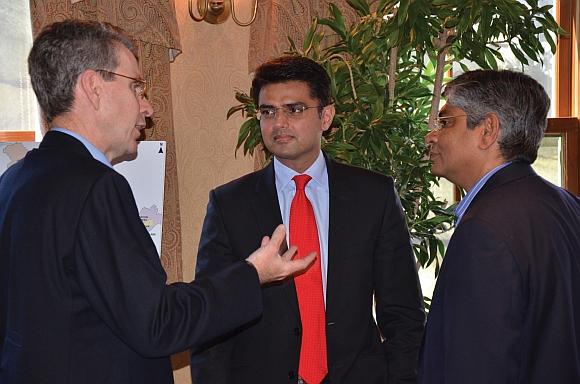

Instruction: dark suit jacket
[0,131,263,384]
[419,161,580,384]
[190,156,425,384]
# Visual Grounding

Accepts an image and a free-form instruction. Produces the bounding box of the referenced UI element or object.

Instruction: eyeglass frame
[256,103,326,121]
[432,114,468,131]
[95,69,148,99]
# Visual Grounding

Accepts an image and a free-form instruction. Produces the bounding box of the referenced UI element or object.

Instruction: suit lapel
[250,162,300,318]
[250,162,283,237]
[325,158,353,316]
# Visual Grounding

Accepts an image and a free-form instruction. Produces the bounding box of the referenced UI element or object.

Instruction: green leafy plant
[228,0,563,284]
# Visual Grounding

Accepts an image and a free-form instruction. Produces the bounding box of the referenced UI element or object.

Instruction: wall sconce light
[188,0,258,26]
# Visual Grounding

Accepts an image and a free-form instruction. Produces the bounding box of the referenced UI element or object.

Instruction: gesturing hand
[246,224,316,284]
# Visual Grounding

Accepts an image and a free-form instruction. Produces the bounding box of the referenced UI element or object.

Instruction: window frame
[556,0,578,118]
[546,117,579,194]
[553,0,579,194]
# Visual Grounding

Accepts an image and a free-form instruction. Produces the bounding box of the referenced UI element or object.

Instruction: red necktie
[290,174,328,384]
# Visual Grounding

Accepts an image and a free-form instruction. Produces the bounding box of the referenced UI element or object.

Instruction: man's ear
[77,69,102,111]
[478,112,501,150]
[321,104,335,132]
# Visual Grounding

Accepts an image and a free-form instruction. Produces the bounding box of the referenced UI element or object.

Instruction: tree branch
[429,28,454,129]
[388,46,398,107]
[327,53,357,100]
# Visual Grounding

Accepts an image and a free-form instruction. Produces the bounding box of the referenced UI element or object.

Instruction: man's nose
[425,129,438,145]
[272,108,289,125]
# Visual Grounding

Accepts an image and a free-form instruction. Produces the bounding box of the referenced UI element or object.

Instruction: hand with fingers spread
[246,224,316,284]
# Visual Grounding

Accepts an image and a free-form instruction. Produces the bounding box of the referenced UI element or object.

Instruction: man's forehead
[115,44,141,72]
[439,103,463,116]
[258,81,313,103]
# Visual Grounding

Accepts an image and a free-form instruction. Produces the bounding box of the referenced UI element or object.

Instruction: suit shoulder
[5,146,120,193]
[464,174,580,236]
[212,168,267,197]
[330,159,394,186]
[55,152,128,191]
[475,173,577,212]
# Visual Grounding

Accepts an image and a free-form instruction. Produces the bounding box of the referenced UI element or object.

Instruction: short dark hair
[28,19,137,123]
[443,69,550,164]
[251,56,332,107]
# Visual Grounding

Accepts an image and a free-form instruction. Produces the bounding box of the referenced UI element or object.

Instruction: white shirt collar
[273,151,328,191]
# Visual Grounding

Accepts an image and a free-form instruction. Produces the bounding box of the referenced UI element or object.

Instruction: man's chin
[111,148,138,165]
[429,164,444,178]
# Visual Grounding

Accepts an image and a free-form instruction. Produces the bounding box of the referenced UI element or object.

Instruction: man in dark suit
[0,20,313,384]
[190,56,425,384]
[419,70,580,384]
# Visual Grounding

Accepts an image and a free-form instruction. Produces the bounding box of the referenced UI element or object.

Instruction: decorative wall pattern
[29,0,183,283]
[169,2,255,381]
[248,0,360,71]
[171,0,254,287]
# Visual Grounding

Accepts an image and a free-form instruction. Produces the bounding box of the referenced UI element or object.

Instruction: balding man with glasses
[0,20,314,384]
[190,56,425,384]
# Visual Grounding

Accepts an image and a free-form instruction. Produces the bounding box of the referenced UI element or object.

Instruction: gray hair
[28,19,137,123]
[443,69,549,163]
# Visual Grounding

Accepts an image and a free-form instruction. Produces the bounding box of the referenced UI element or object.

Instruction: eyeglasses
[95,69,147,99]
[257,103,323,121]
[433,114,467,131]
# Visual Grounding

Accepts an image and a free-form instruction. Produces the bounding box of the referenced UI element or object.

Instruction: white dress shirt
[274,152,329,305]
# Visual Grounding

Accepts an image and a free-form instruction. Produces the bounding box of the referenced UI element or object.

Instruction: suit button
[294,327,301,335]
[288,370,296,379]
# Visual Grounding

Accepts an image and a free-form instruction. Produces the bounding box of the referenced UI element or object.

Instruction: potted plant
[228,0,562,296]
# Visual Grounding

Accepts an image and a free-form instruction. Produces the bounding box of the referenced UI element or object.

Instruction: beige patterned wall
[171,1,255,282]
[248,0,359,71]
[170,3,255,380]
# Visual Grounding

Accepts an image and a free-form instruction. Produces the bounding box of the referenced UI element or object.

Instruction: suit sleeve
[435,219,523,383]
[73,172,263,357]
[374,182,426,384]
[190,189,239,384]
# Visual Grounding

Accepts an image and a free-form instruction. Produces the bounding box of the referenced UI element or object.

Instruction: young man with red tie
[190,56,425,384]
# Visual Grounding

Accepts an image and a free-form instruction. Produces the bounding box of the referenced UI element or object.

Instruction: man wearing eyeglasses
[190,56,425,384]
[0,20,314,384]
[419,70,580,384]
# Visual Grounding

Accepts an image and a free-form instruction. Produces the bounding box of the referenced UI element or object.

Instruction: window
[545,118,580,191]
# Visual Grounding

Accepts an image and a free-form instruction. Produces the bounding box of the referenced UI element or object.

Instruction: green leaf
[428,237,438,263]
[484,48,499,70]
[329,3,348,40]
[371,96,385,122]
[346,0,370,16]
[302,19,319,52]
[226,104,242,119]
[519,41,540,62]
[543,28,557,53]
[509,43,530,65]
[235,118,253,153]
[398,0,410,27]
